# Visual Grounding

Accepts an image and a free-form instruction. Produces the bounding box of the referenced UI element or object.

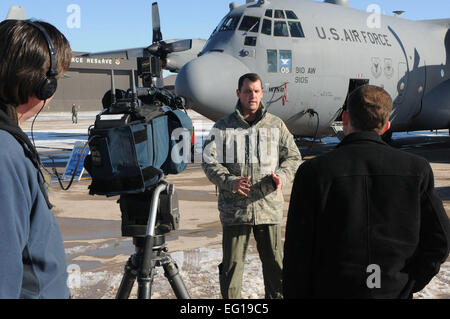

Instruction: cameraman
[0,20,72,298]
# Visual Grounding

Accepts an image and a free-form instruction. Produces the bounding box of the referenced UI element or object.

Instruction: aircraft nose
[175,52,251,121]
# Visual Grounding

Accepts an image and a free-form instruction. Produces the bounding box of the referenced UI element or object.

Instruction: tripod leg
[116,257,137,299]
[137,235,155,299]
[137,275,154,299]
[162,258,190,299]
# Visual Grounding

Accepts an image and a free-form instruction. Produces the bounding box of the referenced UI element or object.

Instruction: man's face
[16,94,54,125]
[236,78,263,114]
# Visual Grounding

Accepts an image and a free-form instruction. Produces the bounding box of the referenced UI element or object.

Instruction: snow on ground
[67,245,266,299]
[66,243,450,299]
[416,261,450,299]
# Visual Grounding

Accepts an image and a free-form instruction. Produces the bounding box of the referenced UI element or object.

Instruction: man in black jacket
[283,85,450,298]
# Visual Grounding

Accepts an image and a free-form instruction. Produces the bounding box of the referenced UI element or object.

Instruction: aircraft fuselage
[176,0,449,137]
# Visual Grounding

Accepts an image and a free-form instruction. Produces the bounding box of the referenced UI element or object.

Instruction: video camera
[84,58,193,237]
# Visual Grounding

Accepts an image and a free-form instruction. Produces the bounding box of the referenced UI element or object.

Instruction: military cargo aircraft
[5,2,449,140]
[175,0,450,139]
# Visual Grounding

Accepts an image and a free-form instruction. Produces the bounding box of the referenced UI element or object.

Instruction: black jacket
[283,131,450,298]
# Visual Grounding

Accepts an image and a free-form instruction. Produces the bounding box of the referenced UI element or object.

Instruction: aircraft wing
[77,48,146,60]
[78,38,206,73]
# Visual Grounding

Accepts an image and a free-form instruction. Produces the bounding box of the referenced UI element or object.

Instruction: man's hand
[232,176,251,197]
[271,172,282,195]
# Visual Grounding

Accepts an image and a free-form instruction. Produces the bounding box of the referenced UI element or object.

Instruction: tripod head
[115,180,190,299]
[119,180,179,239]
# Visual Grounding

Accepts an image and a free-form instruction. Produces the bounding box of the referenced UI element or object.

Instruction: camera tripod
[116,182,190,299]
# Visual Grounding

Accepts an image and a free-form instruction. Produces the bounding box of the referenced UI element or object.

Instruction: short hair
[346,85,392,133]
[238,73,262,91]
[0,20,72,109]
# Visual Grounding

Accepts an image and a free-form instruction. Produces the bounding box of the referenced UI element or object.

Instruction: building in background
[47,52,138,112]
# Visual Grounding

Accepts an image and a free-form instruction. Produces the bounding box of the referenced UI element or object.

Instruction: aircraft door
[395,50,426,122]
[408,52,426,120]
[263,49,294,114]
[396,62,408,104]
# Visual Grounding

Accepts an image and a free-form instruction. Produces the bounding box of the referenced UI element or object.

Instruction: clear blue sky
[1,0,449,52]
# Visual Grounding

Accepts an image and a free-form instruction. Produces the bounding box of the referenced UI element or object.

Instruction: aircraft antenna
[111,69,116,105]
[131,69,139,110]
[324,0,349,7]
[393,11,405,17]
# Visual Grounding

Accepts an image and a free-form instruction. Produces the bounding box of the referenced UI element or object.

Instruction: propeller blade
[147,39,192,58]
[166,39,192,53]
[152,2,162,43]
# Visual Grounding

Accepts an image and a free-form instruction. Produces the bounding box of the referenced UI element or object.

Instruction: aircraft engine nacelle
[165,39,206,73]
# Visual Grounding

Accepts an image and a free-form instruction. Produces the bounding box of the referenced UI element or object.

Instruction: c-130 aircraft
[175,0,450,139]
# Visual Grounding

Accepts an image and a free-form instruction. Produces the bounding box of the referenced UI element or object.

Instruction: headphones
[22,20,59,100]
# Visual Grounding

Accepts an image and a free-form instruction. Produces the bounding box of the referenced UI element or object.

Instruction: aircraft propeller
[76,2,193,88]
[147,2,192,87]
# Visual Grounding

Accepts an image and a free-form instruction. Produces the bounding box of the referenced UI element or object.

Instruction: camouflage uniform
[202,102,302,298]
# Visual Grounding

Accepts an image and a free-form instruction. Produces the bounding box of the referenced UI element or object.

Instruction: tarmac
[21,112,450,299]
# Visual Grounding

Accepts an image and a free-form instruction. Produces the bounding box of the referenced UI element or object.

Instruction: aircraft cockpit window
[211,16,227,35]
[238,16,261,33]
[285,10,298,19]
[274,21,289,37]
[274,10,285,19]
[260,9,304,38]
[288,21,305,38]
[261,19,272,35]
[219,15,242,32]
[244,36,257,46]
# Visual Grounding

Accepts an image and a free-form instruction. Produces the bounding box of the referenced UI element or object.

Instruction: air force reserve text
[71,57,116,65]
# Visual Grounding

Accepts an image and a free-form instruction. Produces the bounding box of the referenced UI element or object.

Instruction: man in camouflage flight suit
[202,73,302,299]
